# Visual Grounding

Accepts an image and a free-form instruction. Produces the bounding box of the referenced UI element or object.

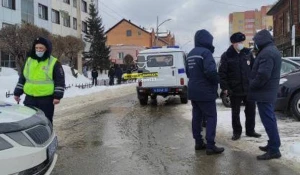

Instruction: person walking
[219,32,261,141]
[108,66,115,85]
[14,37,65,123]
[249,29,282,160]
[186,29,224,155]
[115,65,123,85]
[91,67,98,86]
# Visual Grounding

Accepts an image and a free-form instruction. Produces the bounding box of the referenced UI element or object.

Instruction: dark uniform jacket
[186,29,219,101]
[248,29,282,103]
[14,38,65,100]
[91,70,98,78]
[219,46,254,96]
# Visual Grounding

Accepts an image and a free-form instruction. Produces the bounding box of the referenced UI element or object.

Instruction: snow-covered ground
[0,66,300,170]
[181,100,300,170]
[0,65,130,104]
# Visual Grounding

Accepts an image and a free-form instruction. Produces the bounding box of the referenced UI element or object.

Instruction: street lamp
[155,16,171,46]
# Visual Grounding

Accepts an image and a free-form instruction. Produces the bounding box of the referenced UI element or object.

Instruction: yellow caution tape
[123,72,158,80]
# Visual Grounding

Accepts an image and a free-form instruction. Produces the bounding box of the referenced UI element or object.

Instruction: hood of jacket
[29,37,52,62]
[194,29,215,53]
[253,29,273,50]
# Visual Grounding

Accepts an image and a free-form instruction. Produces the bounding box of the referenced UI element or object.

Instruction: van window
[137,55,146,68]
[147,55,173,67]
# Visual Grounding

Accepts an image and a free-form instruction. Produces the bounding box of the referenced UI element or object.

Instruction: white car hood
[0,102,50,134]
[0,102,36,123]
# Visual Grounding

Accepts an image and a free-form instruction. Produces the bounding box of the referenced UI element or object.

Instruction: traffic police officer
[186,29,224,155]
[14,37,65,123]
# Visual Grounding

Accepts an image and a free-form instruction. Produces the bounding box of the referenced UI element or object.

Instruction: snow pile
[0,65,133,103]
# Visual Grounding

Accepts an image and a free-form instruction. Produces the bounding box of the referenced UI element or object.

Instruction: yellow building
[229,6,273,47]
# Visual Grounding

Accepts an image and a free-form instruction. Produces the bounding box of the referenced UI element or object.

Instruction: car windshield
[281,59,300,75]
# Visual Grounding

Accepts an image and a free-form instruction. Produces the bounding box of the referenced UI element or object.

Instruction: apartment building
[0,0,94,70]
[229,5,273,47]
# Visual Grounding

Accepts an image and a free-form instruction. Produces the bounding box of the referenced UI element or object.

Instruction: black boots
[231,134,241,141]
[259,145,268,152]
[195,143,206,150]
[206,146,225,155]
[246,132,262,138]
[257,151,281,160]
[258,145,281,160]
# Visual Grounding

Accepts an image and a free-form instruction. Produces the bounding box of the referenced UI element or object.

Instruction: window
[82,0,87,13]
[63,16,70,27]
[138,30,141,36]
[63,0,70,4]
[38,4,48,20]
[2,22,13,28]
[73,17,77,30]
[82,21,87,33]
[118,52,124,59]
[147,55,174,67]
[51,9,60,24]
[281,60,300,75]
[2,0,15,10]
[126,30,132,36]
[73,0,77,8]
[1,51,16,68]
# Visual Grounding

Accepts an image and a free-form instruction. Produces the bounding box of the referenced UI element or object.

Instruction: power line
[209,0,248,8]
[99,1,124,19]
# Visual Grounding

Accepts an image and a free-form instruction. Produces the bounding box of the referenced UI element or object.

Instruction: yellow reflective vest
[23,56,57,97]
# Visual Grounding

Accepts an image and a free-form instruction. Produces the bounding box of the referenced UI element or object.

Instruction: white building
[0,0,96,69]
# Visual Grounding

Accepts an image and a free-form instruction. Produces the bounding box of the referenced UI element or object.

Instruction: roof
[139,47,183,54]
[267,0,284,15]
[105,19,151,35]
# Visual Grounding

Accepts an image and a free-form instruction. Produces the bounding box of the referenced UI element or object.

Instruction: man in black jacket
[219,32,261,141]
[249,29,282,160]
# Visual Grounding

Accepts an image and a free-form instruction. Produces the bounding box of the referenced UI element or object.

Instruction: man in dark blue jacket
[219,32,261,141]
[249,29,282,160]
[186,29,224,155]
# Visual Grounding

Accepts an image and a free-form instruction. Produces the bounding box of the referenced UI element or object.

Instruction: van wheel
[139,95,148,106]
[289,93,300,121]
[180,97,188,104]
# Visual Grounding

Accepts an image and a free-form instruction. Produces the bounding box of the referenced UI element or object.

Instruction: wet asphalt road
[52,94,300,175]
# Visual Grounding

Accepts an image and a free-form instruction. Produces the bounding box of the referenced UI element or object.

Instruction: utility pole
[155,16,171,47]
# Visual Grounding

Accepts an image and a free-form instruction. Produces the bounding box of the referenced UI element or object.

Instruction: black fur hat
[230,32,246,43]
[34,37,49,47]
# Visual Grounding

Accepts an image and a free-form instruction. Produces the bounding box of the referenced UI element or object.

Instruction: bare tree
[50,35,65,61]
[0,23,50,74]
[64,35,85,67]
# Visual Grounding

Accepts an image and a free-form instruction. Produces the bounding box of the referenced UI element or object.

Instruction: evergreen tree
[84,1,110,70]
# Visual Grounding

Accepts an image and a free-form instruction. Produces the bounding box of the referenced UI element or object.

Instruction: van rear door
[142,53,177,88]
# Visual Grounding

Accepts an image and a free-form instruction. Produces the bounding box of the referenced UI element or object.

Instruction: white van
[136,46,188,105]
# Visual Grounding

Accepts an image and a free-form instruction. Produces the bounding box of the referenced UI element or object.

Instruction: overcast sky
[98,0,278,56]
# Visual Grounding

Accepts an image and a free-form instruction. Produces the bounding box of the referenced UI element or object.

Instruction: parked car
[284,57,300,64]
[0,102,58,175]
[276,58,300,120]
[220,58,300,120]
